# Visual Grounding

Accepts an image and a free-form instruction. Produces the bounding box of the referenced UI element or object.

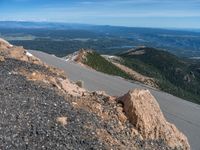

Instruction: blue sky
[0,0,200,28]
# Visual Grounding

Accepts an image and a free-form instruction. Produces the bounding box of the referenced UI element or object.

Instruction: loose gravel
[0,57,171,150]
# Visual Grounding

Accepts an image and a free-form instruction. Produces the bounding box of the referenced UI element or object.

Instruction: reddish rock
[119,89,190,150]
[0,38,13,50]
[56,117,68,126]
[0,56,5,62]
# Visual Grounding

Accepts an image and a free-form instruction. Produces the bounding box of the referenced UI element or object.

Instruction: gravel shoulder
[29,50,200,150]
[0,54,171,149]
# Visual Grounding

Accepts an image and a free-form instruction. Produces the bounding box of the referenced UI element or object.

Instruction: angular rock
[0,56,5,62]
[0,38,13,49]
[119,89,190,150]
[58,78,86,96]
[75,80,84,88]
[56,117,68,126]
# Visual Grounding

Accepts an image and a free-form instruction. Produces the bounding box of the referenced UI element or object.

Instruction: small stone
[56,117,68,126]
[0,56,5,62]
[75,80,84,88]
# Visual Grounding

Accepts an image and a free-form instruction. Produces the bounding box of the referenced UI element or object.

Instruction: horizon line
[0,20,200,30]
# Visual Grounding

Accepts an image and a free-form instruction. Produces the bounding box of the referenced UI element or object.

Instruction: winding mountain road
[29,50,200,150]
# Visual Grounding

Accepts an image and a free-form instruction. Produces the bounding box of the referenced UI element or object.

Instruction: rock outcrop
[65,49,93,63]
[0,38,13,49]
[119,89,190,150]
[0,55,5,62]
[0,41,43,65]
[17,67,86,97]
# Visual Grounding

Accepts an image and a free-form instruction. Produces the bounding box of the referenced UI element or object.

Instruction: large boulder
[119,89,190,150]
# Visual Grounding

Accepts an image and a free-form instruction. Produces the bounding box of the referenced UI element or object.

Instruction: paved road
[29,50,200,150]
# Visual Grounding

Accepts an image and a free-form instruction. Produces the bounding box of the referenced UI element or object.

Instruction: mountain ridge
[65,47,200,104]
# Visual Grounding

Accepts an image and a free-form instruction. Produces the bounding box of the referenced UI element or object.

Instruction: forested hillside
[83,52,132,79]
[119,47,200,103]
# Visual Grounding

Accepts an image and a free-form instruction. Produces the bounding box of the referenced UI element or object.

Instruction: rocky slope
[0,39,190,149]
[0,38,13,49]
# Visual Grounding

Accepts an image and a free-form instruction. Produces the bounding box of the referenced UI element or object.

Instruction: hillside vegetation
[83,52,132,79]
[79,48,200,104]
[119,47,200,104]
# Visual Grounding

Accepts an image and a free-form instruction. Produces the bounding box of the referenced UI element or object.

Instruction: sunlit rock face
[0,38,13,49]
[119,89,190,150]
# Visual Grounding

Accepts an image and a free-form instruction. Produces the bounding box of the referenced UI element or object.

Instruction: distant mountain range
[0,21,199,32]
[1,21,200,58]
[0,21,93,29]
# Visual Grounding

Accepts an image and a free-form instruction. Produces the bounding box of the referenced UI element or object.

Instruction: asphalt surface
[29,50,200,150]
